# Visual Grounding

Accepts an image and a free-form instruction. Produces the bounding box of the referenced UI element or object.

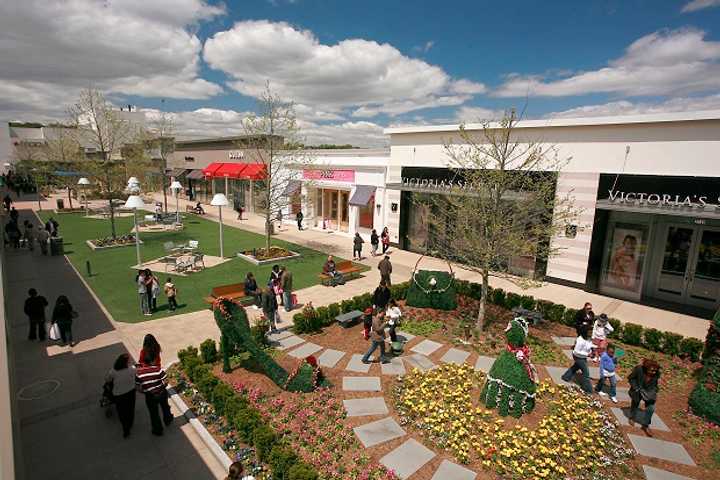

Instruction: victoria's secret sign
[401,177,469,190]
[607,190,720,210]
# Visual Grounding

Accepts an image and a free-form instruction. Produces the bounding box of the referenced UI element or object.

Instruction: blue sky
[1,0,720,145]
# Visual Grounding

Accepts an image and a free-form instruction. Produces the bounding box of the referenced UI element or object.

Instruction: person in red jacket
[135,350,173,436]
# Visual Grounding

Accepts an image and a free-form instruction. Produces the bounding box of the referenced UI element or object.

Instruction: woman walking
[370,229,379,256]
[51,295,77,346]
[139,334,162,366]
[353,232,364,260]
[560,329,594,394]
[105,353,137,438]
[628,359,661,436]
[381,227,390,254]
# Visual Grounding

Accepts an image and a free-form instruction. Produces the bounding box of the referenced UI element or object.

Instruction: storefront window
[358,194,375,229]
[600,219,649,299]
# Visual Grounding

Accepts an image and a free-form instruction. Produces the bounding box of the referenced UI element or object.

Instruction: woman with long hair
[225,461,254,480]
[139,334,162,366]
[51,295,77,346]
[628,358,661,436]
[105,353,137,437]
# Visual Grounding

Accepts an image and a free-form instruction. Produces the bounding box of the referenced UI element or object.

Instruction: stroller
[100,380,114,418]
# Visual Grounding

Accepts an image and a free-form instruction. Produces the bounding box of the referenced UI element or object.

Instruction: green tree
[424,109,580,329]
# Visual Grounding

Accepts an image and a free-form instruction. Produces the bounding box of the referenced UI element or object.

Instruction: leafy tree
[423,109,579,329]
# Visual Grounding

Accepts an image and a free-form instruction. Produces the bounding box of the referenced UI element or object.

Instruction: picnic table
[336,310,363,328]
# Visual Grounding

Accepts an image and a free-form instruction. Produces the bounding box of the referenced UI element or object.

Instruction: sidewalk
[156,193,711,340]
[3,204,226,479]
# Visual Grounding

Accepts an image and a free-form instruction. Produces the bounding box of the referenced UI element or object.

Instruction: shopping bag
[291,293,298,306]
[49,323,61,341]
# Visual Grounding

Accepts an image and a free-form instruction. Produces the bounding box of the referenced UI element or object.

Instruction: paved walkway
[3,205,226,479]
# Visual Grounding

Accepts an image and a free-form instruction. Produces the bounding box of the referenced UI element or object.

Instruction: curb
[165,364,232,473]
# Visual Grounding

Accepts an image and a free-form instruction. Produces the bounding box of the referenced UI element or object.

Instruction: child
[386,299,402,343]
[591,313,614,362]
[164,278,178,311]
[362,307,374,341]
[595,344,619,403]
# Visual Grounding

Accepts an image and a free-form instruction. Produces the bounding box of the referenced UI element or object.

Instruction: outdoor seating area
[319,260,363,286]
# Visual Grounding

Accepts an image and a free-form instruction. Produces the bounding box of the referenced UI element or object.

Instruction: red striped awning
[202,162,266,180]
[201,162,223,177]
[238,163,266,180]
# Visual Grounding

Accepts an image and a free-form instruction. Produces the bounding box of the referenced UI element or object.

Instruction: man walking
[24,288,48,341]
[37,226,49,255]
[378,255,392,286]
[362,311,390,364]
[296,210,304,230]
[136,352,173,436]
[261,286,279,332]
[280,266,293,312]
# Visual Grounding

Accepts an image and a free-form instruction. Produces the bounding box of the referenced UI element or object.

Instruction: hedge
[177,346,319,479]
[689,356,720,425]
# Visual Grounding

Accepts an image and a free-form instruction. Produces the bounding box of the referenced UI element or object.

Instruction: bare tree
[241,84,313,252]
[43,127,82,208]
[67,88,144,238]
[147,104,175,212]
[424,109,580,329]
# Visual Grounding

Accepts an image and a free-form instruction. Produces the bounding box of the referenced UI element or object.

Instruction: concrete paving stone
[267,330,293,342]
[562,349,574,360]
[276,335,305,350]
[611,407,670,432]
[628,434,695,466]
[317,349,346,368]
[642,465,695,480]
[410,339,444,356]
[380,438,436,479]
[431,460,477,480]
[441,348,471,365]
[552,336,576,347]
[343,397,389,417]
[545,366,599,387]
[381,356,406,375]
[345,353,372,373]
[342,376,382,392]
[353,417,406,448]
[403,353,436,372]
[595,385,631,402]
[287,342,323,359]
[474,355,496,373]
[395,330,416,342]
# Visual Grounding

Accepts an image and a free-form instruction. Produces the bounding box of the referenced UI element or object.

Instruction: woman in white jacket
[560,329,595,394]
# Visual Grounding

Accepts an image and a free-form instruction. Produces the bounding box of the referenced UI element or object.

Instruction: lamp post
[77,177,90,215]
[170,180,182,224]
[211,193,229,258]
[124,194,145,267]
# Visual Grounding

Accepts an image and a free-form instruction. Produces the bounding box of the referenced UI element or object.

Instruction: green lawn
[39,212,340,323]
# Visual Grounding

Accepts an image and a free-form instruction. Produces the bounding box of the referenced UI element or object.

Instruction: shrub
[288,464,319,480]
[663,332,683,356]
[622,323,644,346]
[689,381,720,425]
[269,444,299,480]
[200,338,218,363]
[703,309,720,361]
[293,312,308,334]
[608,318,622,338]
[520,295,536,310]
[234,408,264,443]
[178,346,199,367]
[490,287,506,307]
[562,309,577,327]
[326,303,340,321]
[547,303,566,323]
[315,306,330,326]
[680,338,704,362]
[504,292,521,310]
[211,384,235,415]
[340,299,354,313]
[642,328,663,352]
[253,425,278,462]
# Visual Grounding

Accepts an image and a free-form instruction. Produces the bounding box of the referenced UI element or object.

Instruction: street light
[211,193,229,258]
[78,177,90,215]
[124,194,145,267]
[170,180,182,224]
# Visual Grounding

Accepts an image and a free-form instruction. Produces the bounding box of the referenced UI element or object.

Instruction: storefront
[285,149,389,238]
[200,162,266,212]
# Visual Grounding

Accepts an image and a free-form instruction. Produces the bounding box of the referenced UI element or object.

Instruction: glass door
[655,225,697,301]
[686,228,720,309]
[340,191,349,232]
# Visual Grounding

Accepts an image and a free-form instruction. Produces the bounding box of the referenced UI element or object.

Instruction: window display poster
[604,225,644,293]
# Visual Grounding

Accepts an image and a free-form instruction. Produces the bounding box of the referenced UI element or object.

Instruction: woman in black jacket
[628,358,660,436]
[52,295,77,346]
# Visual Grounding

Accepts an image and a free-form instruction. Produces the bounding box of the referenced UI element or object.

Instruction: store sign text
[228,151,244,159]
[608,190,720,210]
[303,169,355,182]
[401,177,469,190]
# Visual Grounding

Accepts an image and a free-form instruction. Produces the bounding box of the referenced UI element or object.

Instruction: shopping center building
[384,111,720,316]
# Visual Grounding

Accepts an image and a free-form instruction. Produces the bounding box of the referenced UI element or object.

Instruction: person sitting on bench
[322,255,345,286]
[194,202,205,214]
[244,272,261,308]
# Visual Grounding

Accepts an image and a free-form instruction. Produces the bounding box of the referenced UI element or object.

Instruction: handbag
[49,323,61,341]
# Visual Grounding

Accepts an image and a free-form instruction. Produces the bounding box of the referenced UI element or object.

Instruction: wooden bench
[203,283,255,307]
[336,310,363,328]
[318,260,363,286]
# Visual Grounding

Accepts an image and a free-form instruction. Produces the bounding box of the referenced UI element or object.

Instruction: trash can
[50,237,64,256]
[56,198,64,209]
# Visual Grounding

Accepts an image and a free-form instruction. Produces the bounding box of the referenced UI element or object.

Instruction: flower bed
[86,234,141,250]
[392,363,636,479]
[237,246,301,265]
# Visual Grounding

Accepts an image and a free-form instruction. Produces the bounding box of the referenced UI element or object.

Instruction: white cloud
[454,106,504,123]
[546,94,720,118]
[682,0,720,12]
[203,20,485,117]
[351,95,470,118]
[0,0,223,120]
[493,28,720,97]
[414,41,435,53]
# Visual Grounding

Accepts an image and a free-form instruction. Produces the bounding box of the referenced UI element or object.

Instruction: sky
[1,0,720,146]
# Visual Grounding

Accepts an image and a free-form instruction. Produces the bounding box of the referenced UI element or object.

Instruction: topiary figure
[480,316,538,417]
[406,270,457,310]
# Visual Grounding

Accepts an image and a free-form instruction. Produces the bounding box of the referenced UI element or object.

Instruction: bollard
[86,260,92,277]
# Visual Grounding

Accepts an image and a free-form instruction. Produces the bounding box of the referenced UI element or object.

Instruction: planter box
[53,208,86,215]
[86,239,143,250]
[236,249,301,265]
